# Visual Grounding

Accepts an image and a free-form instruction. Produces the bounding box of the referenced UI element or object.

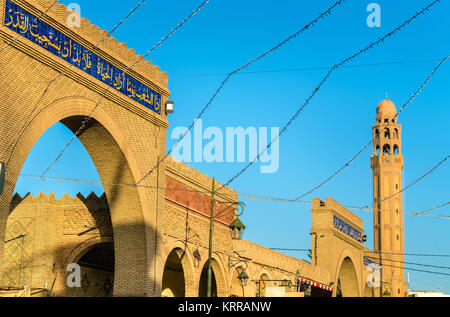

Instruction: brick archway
[55,235,113,296]
[161,241,197,297]
[335,255,360,297]
[0,97,167,296]
[197,254,228,297]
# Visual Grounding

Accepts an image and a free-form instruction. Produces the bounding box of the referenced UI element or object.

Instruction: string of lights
[361,154,449,209]
[135,0,347,185]
[420,201,450,213]
[39,0,211,177]
[221,0,442,190]
[0,0,58,54]
[170,58,443,77]
[17,174,450,220]
[293,55,449,201]
[0,0,147,162]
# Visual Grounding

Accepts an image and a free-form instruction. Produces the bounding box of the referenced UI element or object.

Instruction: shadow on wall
[1,192,163,297]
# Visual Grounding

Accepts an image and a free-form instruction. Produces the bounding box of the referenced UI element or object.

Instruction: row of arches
[374,128,399,140]
[375,144,400,155]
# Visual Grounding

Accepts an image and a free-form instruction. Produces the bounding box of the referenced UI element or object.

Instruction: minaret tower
[371,98,407,297]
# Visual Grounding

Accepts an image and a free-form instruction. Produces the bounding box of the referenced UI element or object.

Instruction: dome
[377,99,397,117]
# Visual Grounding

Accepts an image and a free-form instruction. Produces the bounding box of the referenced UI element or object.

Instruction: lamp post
[206,178,246,297]
[229,257,249,297]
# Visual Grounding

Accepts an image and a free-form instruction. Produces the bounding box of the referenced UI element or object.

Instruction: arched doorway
[69,242,115,297]
[199,260,218,297]
[257,273,270,297]
[229,268,246,297]
[336,257,359,297]
[162,249,186,297]
[198,257,226,297]
[0,98,162,296]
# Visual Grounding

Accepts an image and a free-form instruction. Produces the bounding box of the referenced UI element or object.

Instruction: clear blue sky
[14,0,449,293]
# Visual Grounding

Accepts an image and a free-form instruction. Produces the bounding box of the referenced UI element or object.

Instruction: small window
[385,128,390,139]
[394,145,399,155]
[383,144,391,155]
[376,145,380,155]
[396,184,398,189]
[384,119,389,124]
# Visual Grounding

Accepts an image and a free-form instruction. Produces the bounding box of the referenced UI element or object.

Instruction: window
[383,144,391,155]
[384,128,390,139]
[394,145,399,155]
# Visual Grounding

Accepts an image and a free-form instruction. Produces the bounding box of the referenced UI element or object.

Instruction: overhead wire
[170,58,444,77]
[0,0,148,162]
[269,248,450,258]
[135,0,348,185]
[17,173,450,219]
[39,0,211,177]
[0,0,59,54]
[360,154,449,209]
[293,55,449,201]
[221,0,443,189]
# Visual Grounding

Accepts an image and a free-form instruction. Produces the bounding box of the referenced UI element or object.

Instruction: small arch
[376,145,380,156]
[68,242,115,297]
[393,144,399,155]
[257,273,271,297]
[229,267,250,297]
[394,128,399,139]
[382,144,391,155]
[375,129,379,139]
[384,128,390,139]
[198,256,227,297]
[336,257,359,297]
[162,248,186,297]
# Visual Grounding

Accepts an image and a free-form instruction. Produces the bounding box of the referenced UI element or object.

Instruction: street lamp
[237,269,249,287]
[206,178,246,297]
[229,216,246,240]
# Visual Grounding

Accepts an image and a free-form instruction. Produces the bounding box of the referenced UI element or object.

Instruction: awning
[298,277,333,292]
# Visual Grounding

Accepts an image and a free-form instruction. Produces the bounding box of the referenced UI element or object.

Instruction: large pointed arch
[0,97,163,296]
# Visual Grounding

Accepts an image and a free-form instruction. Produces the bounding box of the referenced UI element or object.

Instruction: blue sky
[14,0,449,293]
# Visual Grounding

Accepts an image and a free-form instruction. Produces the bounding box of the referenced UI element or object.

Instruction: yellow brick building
[0,0,407,297]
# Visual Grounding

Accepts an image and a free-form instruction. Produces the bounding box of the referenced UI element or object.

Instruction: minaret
[371,99,407,297]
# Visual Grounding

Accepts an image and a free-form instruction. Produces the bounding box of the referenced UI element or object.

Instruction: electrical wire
[0,0,147,162]
[39,0,211,177]
[17,174,450,219]
[365,256,450,271]
[269,248,450,258]
[222,0,442,189]
[170,58,444,77]
[135,0,347,185]
[361,154,449,209]
[378,262,450,277]
[293,55,449,201]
